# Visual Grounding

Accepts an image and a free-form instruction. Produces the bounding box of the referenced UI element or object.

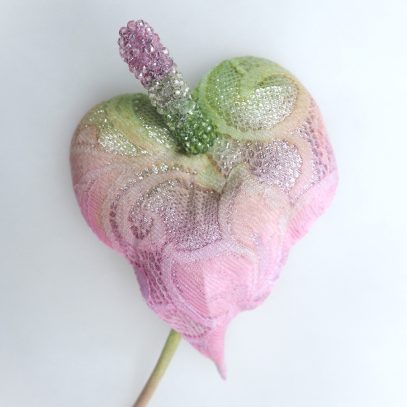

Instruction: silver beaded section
[147,66,194,117]
[204,58,298,132]
[87,105,147,156]
[209,137,242,175]
[240,78,297,130]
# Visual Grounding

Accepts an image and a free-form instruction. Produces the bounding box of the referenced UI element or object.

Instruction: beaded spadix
[119,20,217,155]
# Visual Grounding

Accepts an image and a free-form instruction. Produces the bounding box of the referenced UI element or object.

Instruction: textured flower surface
[71,43,337,377]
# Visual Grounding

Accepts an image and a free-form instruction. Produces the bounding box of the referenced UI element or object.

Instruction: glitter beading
[118,20,217,154]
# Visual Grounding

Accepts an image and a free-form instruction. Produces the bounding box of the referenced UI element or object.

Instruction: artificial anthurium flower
[70,20,338,406]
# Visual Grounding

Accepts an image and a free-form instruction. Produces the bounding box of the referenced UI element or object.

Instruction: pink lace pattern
[70,62,338,378]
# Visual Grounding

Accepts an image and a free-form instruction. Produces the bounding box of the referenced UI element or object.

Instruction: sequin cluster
[204,58,298,132]
[118,20,217,154]
[137,179,222,251]
[210,137,302,192]
[87,105,146,156]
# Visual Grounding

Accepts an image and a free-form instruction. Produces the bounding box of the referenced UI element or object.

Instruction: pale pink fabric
[71,78,337,377]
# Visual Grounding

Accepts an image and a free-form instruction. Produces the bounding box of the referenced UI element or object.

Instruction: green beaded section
[164,99,217,155]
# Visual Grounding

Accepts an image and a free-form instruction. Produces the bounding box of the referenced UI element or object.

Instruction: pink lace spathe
[70,61,338,378]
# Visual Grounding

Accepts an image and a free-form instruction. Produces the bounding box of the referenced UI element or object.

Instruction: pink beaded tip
[118,20,174,88]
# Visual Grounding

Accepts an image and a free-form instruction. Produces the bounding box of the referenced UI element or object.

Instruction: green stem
[133,329,181,407]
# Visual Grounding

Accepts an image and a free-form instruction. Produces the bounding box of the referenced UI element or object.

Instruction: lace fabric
[70,57,338,377]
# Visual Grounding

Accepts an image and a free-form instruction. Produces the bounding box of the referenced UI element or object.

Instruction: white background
[1,1,406,406]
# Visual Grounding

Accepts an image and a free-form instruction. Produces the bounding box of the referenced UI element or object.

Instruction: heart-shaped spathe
[70,56,338,377]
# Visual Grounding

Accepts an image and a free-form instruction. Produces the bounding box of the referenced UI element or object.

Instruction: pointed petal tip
[181,321,231,379]
[202,323,228,379]
[215,358,227,380]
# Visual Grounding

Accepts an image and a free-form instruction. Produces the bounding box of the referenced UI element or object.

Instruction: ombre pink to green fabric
[71,39,337,376]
